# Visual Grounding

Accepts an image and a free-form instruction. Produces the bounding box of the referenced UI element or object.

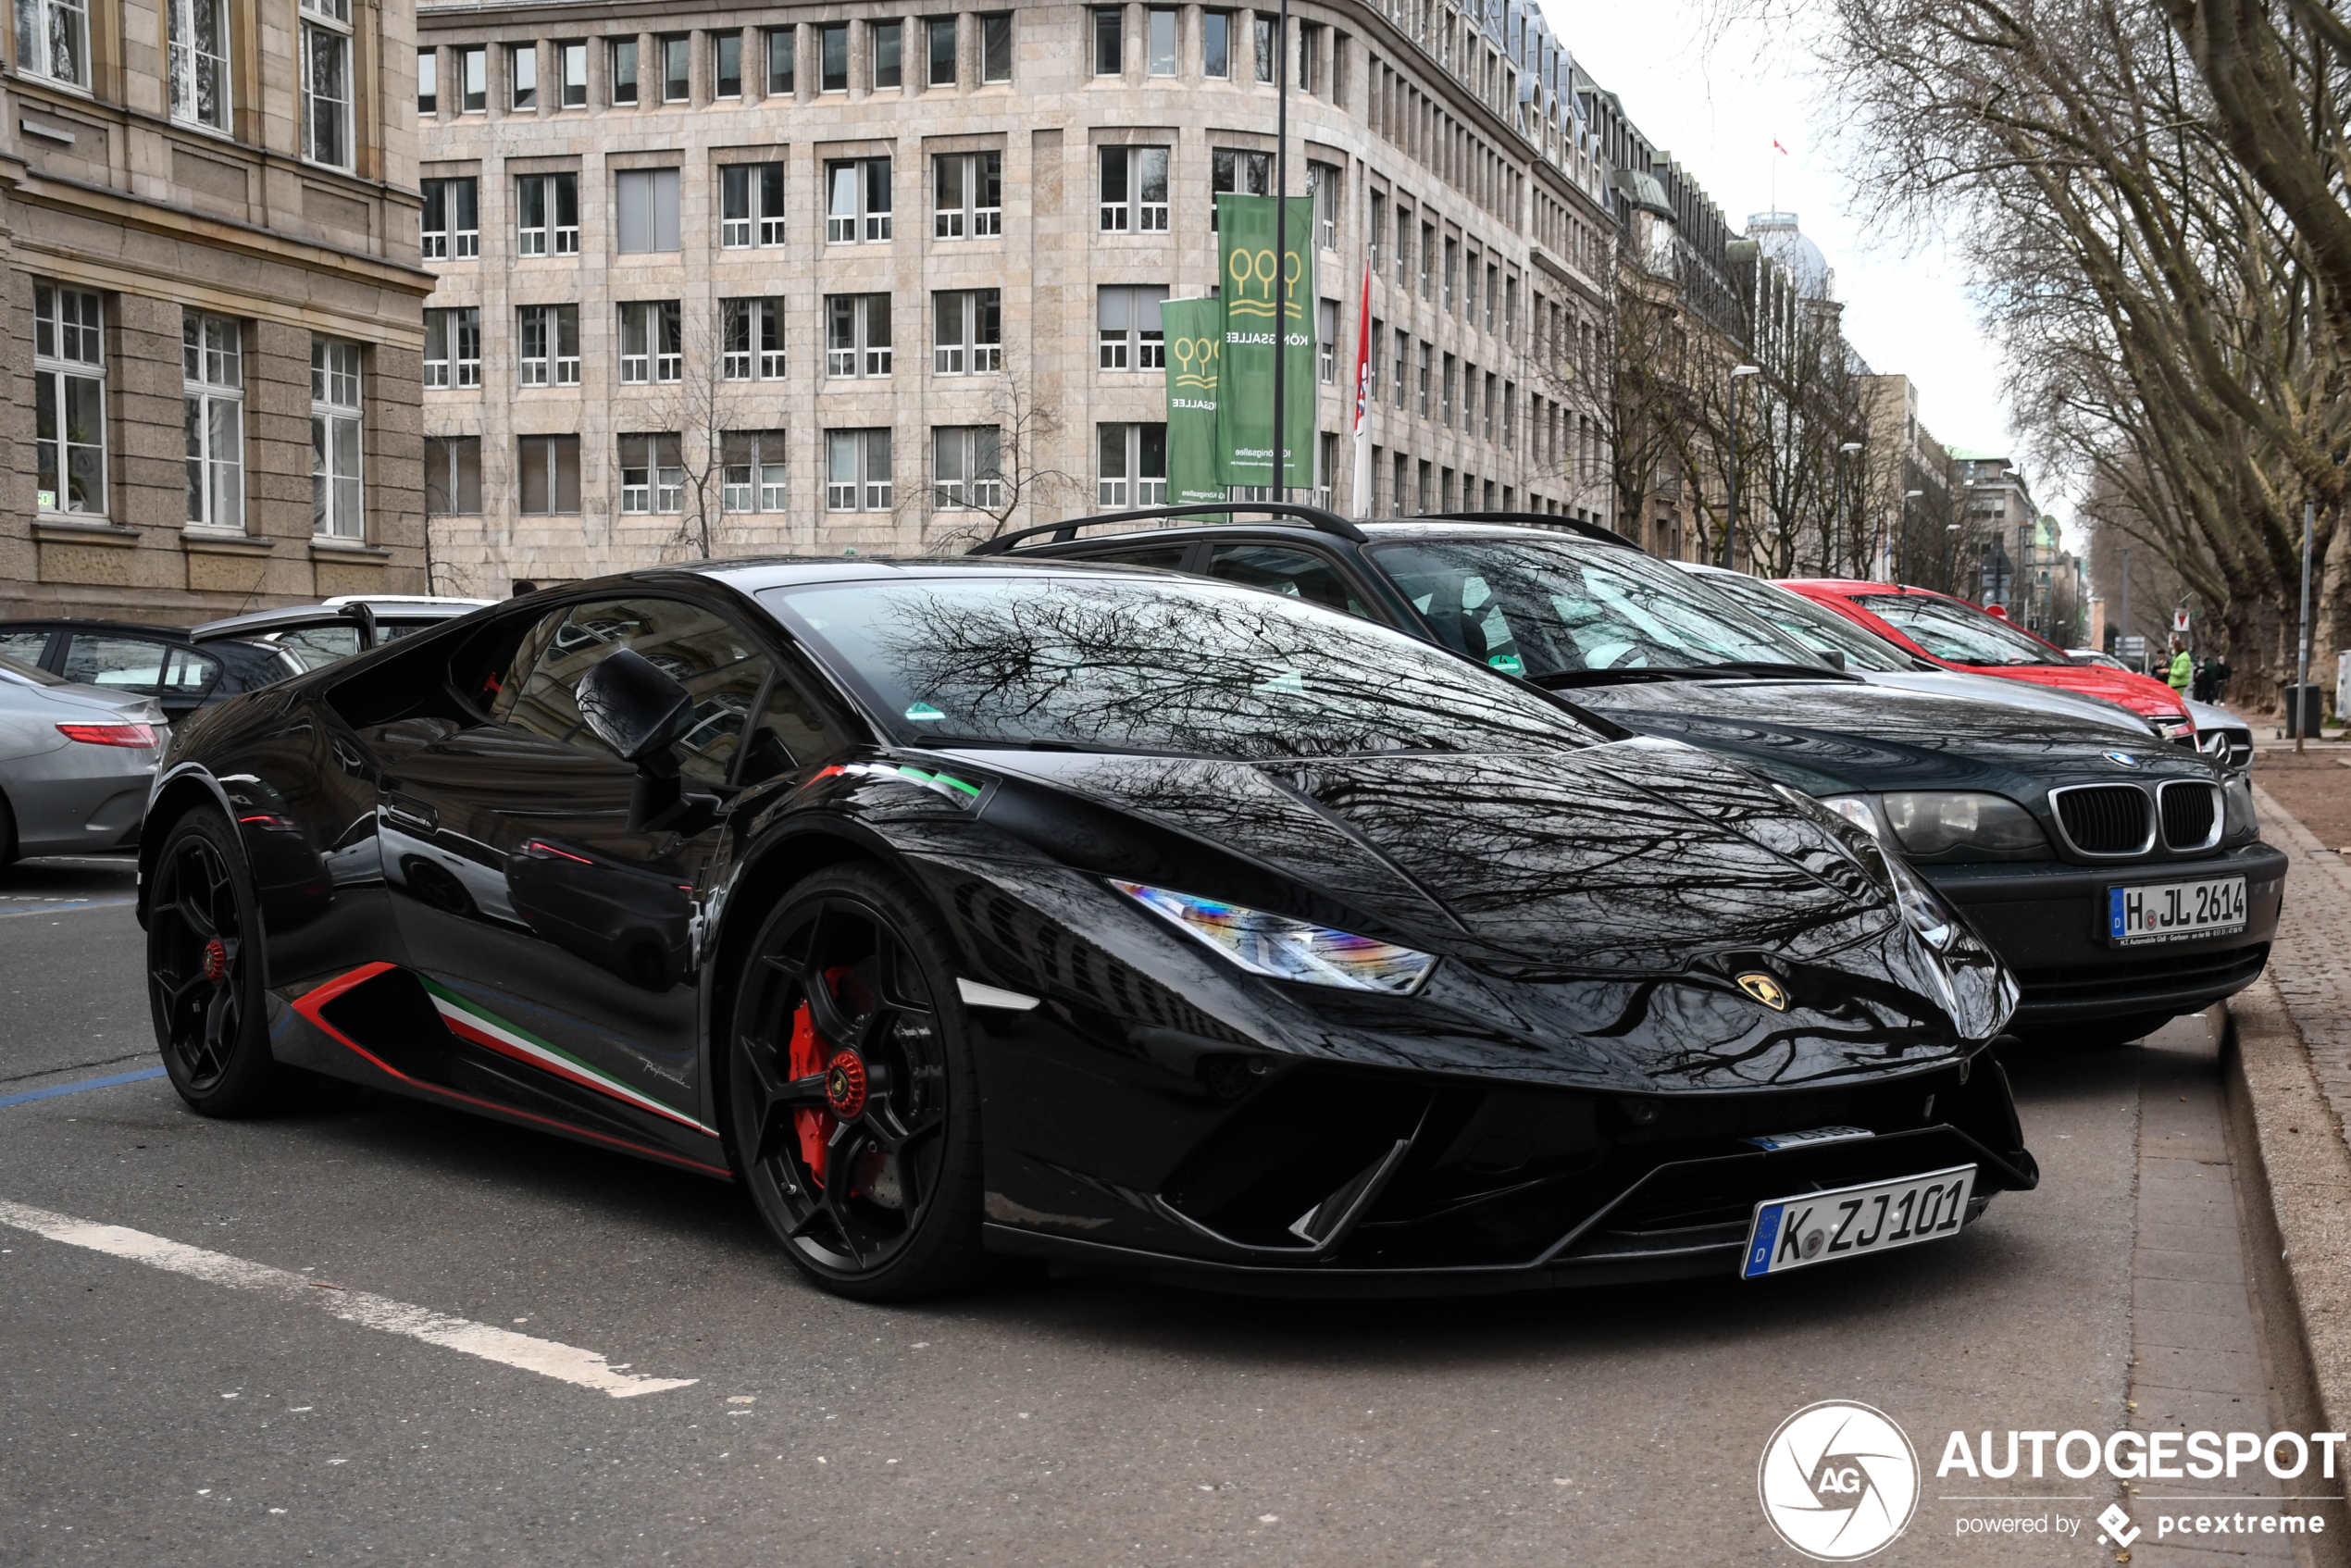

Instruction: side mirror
[578,648,696,765]
[1821,649,1847,672]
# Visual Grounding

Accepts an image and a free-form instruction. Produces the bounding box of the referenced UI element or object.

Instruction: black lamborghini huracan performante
[139,558,2037,1299]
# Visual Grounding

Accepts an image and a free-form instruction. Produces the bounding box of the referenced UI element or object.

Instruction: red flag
[1351,258,1374,517]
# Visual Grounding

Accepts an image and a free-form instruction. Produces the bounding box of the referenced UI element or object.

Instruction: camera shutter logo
[1757,1400,1919,1561]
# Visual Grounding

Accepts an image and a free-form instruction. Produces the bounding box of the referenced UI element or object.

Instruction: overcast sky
[1541,0,2028,479]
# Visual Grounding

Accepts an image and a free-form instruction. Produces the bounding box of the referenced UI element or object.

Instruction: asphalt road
[0,856,2264,1566]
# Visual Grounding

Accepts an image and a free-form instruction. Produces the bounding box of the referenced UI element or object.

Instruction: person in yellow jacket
[2166,639,2194,693]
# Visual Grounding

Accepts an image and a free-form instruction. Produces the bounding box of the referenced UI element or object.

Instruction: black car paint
[141,562,2034,1292]
[1019,519,2285,1033]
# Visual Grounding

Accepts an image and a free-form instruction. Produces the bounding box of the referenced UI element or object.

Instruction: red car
[1779,581,2196,743]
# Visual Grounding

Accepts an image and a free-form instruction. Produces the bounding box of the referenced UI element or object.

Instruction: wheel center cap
[824,1051,868,1119]
[201,938,229,984]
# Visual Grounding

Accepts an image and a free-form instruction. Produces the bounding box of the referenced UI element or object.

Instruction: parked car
[191,595,494,673]
[1779,580,2197,741]
[990,506,2283,1046]
[0,618,293,724]
[142,557,2034,1300]
[2071,646,2249,772]
[0,652,169,864]
[1678,564,2160,739]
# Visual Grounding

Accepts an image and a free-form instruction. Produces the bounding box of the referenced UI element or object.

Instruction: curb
[2220,976,2351,1568]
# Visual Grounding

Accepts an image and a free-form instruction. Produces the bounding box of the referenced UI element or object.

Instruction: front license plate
[2108,876,2247,945]
[1741,1165,1976,1278]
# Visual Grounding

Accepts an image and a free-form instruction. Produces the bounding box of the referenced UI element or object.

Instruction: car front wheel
[147,806,285,1115]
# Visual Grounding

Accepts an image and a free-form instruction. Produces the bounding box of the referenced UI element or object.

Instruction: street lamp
[1724,364,1761,568]
[1836,440,1863,575]
[1897,489,1922,584]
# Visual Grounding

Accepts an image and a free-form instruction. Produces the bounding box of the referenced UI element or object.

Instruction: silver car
[0,652,169,865]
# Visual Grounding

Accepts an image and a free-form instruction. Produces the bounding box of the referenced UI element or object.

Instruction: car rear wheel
[147,806,284,1116]
[729,865,985,1300]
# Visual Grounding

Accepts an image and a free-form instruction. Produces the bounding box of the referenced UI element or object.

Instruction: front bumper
[1922,841,2286,1027]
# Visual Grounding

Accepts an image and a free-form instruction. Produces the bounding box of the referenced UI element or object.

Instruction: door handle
[381,792,439,834]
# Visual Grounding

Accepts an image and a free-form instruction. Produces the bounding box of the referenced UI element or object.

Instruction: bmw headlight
[1786,790,1958,952]
[1879,791,2050,861]
[1112,881,1437,995]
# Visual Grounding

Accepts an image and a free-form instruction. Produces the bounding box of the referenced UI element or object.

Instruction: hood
[1956,662,2187,718]
[1860,669,2153,736]
[1567,678,2206,797]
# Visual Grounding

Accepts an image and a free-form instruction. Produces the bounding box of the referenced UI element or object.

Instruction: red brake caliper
[788,965,860,1187]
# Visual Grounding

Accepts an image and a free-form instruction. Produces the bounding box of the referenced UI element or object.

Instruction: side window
[161,647,223,696]
[1206,544,1367,617]
[738,666,841,786]
[496,599,773,789]
[60,634,170,694]
[1080,544,1194,573]
[0,630,54,667]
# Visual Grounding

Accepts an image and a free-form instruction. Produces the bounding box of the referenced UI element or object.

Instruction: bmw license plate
[1741,1165,1976,1278]
[2108,877,2247,945]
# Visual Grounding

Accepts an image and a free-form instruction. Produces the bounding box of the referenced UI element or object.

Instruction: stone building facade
[413,0,1617,591]
[1,0,431,621]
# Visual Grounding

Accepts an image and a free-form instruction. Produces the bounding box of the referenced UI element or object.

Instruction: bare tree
[923,353,1083,550]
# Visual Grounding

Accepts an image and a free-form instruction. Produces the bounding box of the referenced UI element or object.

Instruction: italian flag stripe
[418,977,716,1139]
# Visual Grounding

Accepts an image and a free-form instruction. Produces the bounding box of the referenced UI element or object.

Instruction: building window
[1316,431,1336,509]
[516,305,579,386]
[508,43,537,108]
[516,172,579,255]
[1098,423,1167,506]
[1440,354,1456,427]
[721,298,787,380]
[421,177,479,259]
[618,433,682,513]
[559,40,586,106]
[1414,341,1429,417]
[1097,285,1168,370]
[927,16,957,85]
[460,44,486,110]
[826,429,892,511]
[1147,6,1176,73]
[609,38,637,103]
[1210,146,1270,226]
[825,156,892,242]
[1421,221,1435,298]
[181,312,243,530]
[721,162,786,246]
[766,27,795,93]
[714,31,741,96]
[1416,459,1432,512]
[1296,20,1320,93]
[932,289,1002,374]
[1481,370,1496,441]
[169,0,231,129]
[820,23,848,90]
[1203,11,1229,76]
[933,151,1001,238]
[1503,275,1517,334]
[1394,205,1412,286]
[1253,15,1273,81]
[722,429,790,512]
[517,435,582,515]
[32,284,105,516]
[618,302,683,383]
[873,19,902,86]
[1099,145,1170,232]
[660,33,689,100]
[417,47,437,114]
[933,426,1002,511]
[300,0,355,169]
[1391,327,1407,408]
[18,0,88,85]
[1368,190,1385,271]
[1317,298,1337,384]
[1462,255,1478,325]
[1443,237,1458,311]
[826,294,893,377]
[1502,380,1515,449]
[424,435,481,516]
[616,168,682,253]
[1092,6,1122,74]
[981,12,1011,80]
[310,338,363,540]
[423,307,481,389]
[1307,161,1339,249]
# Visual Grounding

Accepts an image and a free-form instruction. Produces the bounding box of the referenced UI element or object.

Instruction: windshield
[1855,594,2064,666]
[1695,574,1917,672]
[761,575,1602,758]
[1364,538,1829,679]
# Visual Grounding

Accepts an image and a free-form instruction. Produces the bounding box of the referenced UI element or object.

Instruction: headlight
[2222,775,2259,840]
[2157,717,2196,743]
[1111,881,1438,995]
[1819,794,1881,839]
[1886,856,1957,952]
[1879,791,2050,860]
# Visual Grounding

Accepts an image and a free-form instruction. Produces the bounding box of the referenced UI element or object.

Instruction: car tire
[728,864,987,1301]
[146,805,287,1117]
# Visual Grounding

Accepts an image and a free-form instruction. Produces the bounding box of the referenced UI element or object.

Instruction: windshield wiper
[1529,666,1716,689]
[1686,661,1863,682]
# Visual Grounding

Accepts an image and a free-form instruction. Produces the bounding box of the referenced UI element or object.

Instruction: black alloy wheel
[147,807,282,1115]
[730,865,984,1300]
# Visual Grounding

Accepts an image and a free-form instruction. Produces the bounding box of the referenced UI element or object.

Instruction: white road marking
[0,1199,695,1399]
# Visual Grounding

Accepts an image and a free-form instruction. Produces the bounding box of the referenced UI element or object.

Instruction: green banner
[1214,193,1316,490]
[1161,298,1226,506]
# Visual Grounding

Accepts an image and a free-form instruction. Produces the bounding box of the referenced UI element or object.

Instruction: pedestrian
[2166,638,2193,695]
